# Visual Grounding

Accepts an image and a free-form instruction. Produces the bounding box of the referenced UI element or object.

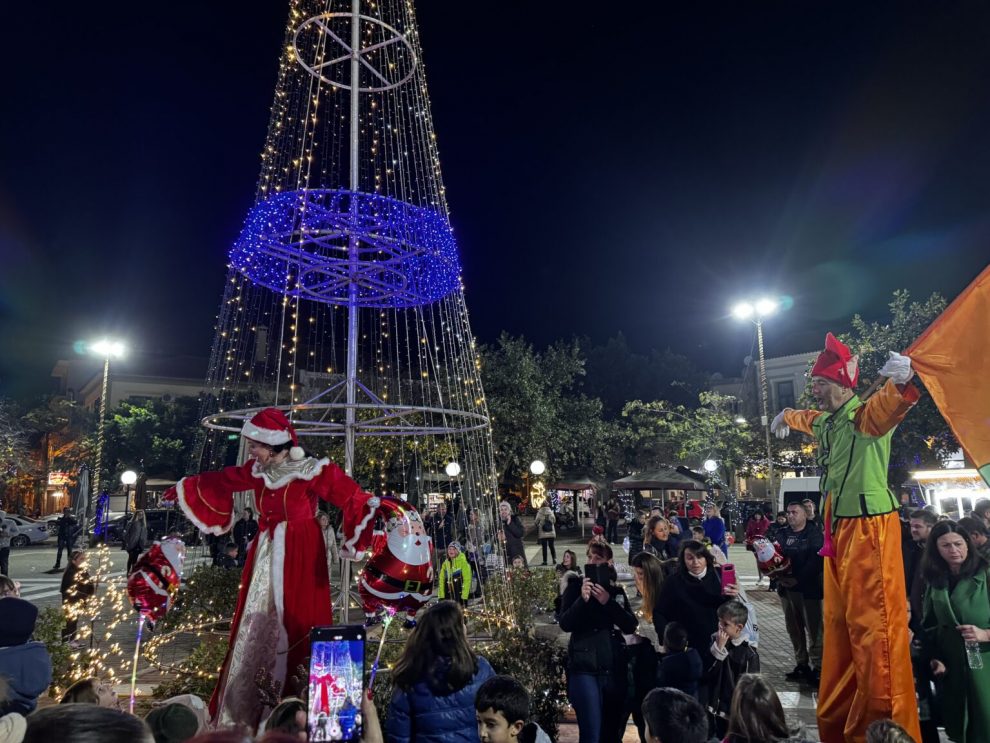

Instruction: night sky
[1,2,988,398]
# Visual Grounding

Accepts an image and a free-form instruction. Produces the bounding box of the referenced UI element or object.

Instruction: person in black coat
[52,508,79,570]
[656,621,703,699]
[498,501,526,567]
[427,501,455,560]
[60,550,95,642]
[559,541,638,743]
[653,540,736,671]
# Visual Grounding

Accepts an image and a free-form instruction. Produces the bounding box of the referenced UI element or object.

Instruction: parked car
[3,516,52,546]
[105,508,201,546]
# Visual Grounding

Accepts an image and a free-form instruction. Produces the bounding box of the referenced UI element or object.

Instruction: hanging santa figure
[752,537,793,584]
[359,496,434,628]
[162,408,379,729]
[127,537,187,623]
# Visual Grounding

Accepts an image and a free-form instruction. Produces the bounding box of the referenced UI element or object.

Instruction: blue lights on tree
[230,189,462,309]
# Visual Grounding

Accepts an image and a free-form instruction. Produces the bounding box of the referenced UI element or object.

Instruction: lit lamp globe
[703,459,718,474]
[121,470,138,486]
[529,460,546,476]
[444,462,461,478]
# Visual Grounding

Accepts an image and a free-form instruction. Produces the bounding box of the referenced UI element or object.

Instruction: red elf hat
[810,333,859,389]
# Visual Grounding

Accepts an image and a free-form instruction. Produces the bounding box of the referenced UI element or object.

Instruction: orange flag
[907,264,990,486]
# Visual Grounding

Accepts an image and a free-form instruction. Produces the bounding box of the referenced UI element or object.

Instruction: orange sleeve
[782,408,822,435]
[855,379,920,437]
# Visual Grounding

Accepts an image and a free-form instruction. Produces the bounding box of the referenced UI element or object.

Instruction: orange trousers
[817,511,921,742]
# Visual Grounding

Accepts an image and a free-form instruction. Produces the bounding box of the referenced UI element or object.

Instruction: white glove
[878,351,914,385]
[770,410,790,439]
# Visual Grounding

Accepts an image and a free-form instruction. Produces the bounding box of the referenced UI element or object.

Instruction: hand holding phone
[309,625,366,742]
[720,564,738,596]
[584,563,610,587]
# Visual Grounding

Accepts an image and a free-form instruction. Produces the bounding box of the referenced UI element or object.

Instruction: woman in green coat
[921,520,990,743]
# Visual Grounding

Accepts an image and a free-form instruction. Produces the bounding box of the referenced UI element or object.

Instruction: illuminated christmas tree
[196,0,507,616]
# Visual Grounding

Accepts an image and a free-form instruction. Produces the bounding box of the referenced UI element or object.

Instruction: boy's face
[477,708,523,743]
[718,616,745,641]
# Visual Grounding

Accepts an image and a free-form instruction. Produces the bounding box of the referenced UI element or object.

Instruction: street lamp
[121,470,137,518]
[444,461,461,478]
[731,298,779,500]
[89,339,126,512]
[529,460,546,476]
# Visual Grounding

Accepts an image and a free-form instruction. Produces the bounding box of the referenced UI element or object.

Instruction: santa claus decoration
[359,496,434,627]
[162,407,380,729]
[127,537,187,622]
[752,537,791,579]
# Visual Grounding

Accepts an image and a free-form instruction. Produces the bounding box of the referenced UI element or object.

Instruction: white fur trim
[241,421,292,446]
[175,478,236,536]
[250,457,331,490]
[342,497,378,555]
[271,525,288,690]
[289,446,304,461]
[339,547,365,561]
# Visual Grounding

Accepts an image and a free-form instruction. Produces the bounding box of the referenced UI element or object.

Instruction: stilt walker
[772,333,922,742]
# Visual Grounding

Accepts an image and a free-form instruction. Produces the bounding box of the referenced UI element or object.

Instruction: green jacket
[811,395,899,520]
[438,552,472,601]
[922,568,990,743]
[785,380,918,522]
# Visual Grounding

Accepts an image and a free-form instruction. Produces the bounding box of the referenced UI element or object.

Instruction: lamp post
[731,299,778,501]
[121,470,137,519]
[89,339,125,522]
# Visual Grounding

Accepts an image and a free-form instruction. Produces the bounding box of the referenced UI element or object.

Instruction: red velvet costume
[165,456,377,728]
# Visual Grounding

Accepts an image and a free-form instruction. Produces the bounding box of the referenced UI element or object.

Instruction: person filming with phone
[558,541,638,743]
[653,540,738,673]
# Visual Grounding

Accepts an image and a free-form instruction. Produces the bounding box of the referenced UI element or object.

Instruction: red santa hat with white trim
[241,407,305,461]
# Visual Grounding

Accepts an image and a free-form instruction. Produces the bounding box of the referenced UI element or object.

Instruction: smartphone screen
[308,625,365,742]
[720,564,737,594]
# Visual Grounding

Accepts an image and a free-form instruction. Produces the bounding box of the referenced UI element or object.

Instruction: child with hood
[0,596,52,716]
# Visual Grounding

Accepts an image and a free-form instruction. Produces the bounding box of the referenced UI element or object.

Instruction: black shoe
[541,562,548,566]
[807,667,821,685]
[785,663,811,681]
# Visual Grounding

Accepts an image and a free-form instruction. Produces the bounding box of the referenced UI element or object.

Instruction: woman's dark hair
[663,621,689,653]
[59,678,99,704]
[560,550,578,570]
[587,541,613,561]
[25,704,153,743]
[725,674,792,741]
[922,520,989,588]
[776,510,786,519]
[391,600,477,694]
[265,697,305,735]
[645,516,670,545]
[677,539,715,574]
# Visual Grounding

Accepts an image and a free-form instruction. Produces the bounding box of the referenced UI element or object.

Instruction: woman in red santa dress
[163,408,379,729]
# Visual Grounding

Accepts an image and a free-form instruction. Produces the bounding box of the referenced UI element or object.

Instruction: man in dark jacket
[52,507,79,570]
[426,501,454,559]
[903,508,936,628]
[774,501,824,684]
[60,549,95,642]
[232,508,259,563]
[0,596,53,715]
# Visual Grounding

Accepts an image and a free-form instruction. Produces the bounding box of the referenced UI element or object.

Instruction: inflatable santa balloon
[358,497,434,624]
[752,537,790,579]
[127,537,187,622]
